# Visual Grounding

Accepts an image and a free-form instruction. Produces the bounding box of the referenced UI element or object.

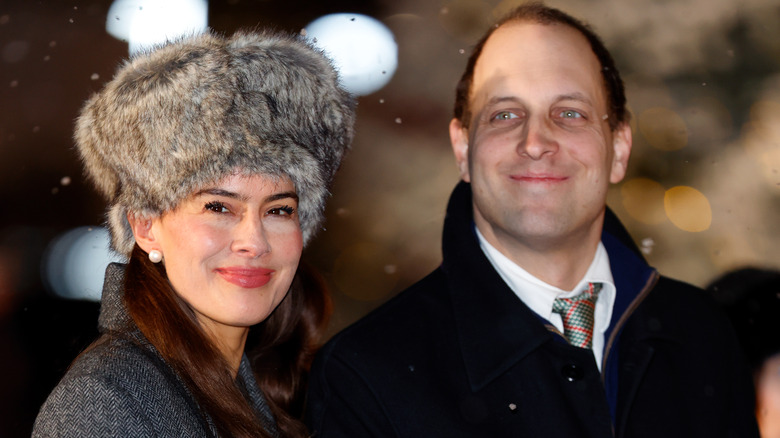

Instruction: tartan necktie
[552,282,603,349]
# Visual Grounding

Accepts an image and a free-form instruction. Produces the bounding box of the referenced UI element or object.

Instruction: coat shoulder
[307,268,458,436]
[33,333,207,437]
[322,268,450,359]
[644,275,729,328]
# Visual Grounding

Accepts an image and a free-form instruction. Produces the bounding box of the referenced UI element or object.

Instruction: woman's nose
[230,215,271,257]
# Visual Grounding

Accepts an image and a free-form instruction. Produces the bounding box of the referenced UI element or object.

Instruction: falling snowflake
[640,237,655,255]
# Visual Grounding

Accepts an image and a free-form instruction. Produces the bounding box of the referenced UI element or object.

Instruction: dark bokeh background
[2,0,779,436]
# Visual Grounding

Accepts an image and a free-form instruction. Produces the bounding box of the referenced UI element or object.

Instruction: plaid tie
[552,282,603,349]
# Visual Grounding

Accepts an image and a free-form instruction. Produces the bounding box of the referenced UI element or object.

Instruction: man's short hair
[453,2,629,131]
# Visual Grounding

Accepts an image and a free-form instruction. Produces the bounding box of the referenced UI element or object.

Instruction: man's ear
[449,118,471,182]
[609,122,633,184]
[126,212,159,254]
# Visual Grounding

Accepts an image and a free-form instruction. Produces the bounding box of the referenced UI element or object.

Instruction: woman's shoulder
[32,333,211,437]
[66,332,166,377]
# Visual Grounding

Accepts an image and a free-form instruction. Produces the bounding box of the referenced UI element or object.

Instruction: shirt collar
[475,227,616,367]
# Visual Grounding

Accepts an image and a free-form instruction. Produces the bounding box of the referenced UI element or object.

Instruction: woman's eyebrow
[193,189,298,203]
[195,188,246,201]
[266,191,298,203]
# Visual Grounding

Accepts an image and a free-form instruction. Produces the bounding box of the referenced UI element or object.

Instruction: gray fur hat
[76,30,356,256]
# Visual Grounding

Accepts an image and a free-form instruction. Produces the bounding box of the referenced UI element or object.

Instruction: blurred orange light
[664,186,712,232]
[620,177,667,225]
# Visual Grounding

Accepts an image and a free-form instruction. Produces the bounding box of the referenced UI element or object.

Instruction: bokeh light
[42,227,126,301]
[638,107,688,151]
[743,100,780,192]
[620,177,667,225]
[106,0,208,55]
[664,186,712,232]
[304,13,398,96]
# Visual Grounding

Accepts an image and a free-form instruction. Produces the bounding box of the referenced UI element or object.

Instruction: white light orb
[43,226,126,301]
[106,0,208,56]
[305,13,398,96]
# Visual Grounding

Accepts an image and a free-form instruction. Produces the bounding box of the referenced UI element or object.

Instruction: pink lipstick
[216,267,274,288]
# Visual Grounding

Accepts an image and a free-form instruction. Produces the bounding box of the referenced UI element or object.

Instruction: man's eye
[204,201,229,213]
[493,111,519,121]
[559,110,583,119]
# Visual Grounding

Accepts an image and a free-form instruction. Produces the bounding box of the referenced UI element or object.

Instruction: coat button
[561,364,584,382]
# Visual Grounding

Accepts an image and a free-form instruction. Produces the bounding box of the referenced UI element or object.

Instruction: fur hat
[76,30,356,256]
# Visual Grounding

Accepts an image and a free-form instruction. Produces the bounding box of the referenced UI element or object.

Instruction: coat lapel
[610,277,683,437]
[441,182,553,392]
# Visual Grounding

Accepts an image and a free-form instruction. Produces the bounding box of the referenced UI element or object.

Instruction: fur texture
[76,30,356,255]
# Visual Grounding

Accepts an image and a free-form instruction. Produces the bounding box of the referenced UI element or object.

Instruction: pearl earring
[148,250,163,263]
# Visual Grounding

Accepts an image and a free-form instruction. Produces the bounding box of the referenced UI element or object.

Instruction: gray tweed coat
[32,263,278,437]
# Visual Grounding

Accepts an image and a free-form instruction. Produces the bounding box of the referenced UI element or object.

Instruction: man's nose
[517,117,559,160]
[230,215,271,258]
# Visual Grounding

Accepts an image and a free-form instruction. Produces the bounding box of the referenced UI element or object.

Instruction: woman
[33,30,355,437]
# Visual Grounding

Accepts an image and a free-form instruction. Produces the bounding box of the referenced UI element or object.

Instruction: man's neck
[476,222,602,291]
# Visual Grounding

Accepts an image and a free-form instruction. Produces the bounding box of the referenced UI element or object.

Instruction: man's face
[450,22,631,254]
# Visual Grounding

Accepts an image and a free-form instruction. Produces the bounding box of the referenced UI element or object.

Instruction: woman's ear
[127,212,158,254]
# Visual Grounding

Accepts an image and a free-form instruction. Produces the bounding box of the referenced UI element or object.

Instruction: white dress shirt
[475,228,616,370]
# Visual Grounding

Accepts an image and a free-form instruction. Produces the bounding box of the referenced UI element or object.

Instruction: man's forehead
[475,21,598,78]
[470,21,606,110]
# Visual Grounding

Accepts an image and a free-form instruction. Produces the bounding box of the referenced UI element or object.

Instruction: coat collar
[99,262,135,333]
[440,182,679,394]
[441,182,553,392]
[97,263,279,436]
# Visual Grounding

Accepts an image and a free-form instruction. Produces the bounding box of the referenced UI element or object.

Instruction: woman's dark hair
[123,244,330,437]
[249,258,332,418]
[453,2,629,131]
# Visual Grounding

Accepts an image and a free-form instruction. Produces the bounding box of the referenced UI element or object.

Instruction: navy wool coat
[33,263,278,437]
[306,182,758,438]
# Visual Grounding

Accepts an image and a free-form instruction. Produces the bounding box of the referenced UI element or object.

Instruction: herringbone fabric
[552,282,603,348]
[33,263,278,437]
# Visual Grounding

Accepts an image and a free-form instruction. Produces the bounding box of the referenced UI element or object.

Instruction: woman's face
[137,173,303,345]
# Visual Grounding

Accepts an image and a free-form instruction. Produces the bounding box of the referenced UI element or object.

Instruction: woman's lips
[216,267,275,288]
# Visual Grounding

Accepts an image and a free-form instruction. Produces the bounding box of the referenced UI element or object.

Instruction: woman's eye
[268,206,295,217]
[204,201,229,213]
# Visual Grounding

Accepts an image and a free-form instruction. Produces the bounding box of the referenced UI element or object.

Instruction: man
[306,4,758,437]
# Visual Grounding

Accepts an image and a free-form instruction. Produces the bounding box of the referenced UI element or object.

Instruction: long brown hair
[123,244,330,437]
